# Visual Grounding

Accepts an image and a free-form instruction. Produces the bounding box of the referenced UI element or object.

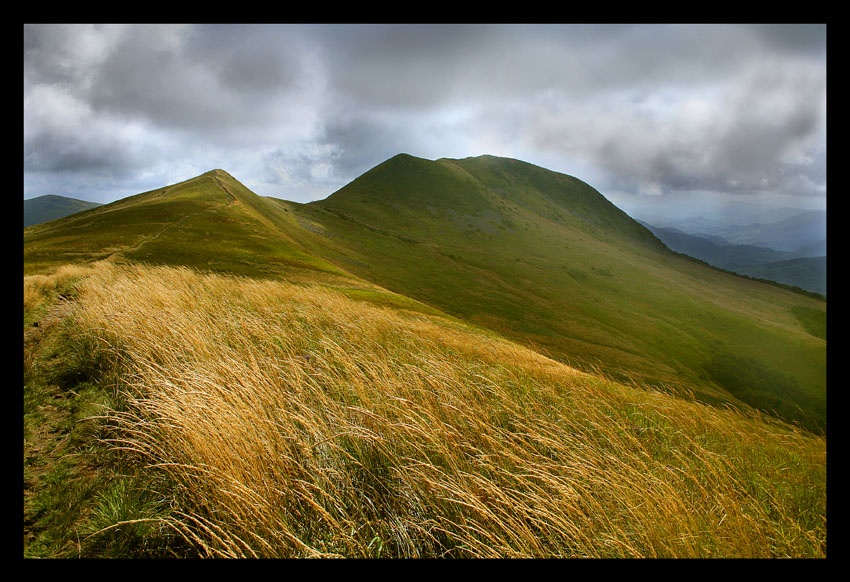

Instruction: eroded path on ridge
[106,180,238,262]
[23,298,79,554]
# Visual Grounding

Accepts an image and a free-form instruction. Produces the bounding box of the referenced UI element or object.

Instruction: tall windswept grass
[64,263,825,558]
[24,263,100,327]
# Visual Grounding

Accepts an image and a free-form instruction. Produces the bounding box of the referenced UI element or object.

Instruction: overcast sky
[23,23,827,222]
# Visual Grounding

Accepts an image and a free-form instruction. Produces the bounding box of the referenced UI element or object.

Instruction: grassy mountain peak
[24,169,358,285]
[317,154,665,252]
[25,155,826,431]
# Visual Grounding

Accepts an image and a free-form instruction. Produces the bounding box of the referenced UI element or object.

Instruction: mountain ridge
[714,209,826,253]
[316,154,666,253]
[24,154,826,431]
[294,155,824,429]
[640,208,826,256]
[638,220,826,296]
[24,194,103,226]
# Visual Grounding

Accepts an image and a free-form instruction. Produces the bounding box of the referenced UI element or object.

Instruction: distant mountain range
[24,155,826,431]
[631,203,825,249]
[24,188,826,298]
[24,194,102,227]
[685,210,825,256]
[638,215,826,296]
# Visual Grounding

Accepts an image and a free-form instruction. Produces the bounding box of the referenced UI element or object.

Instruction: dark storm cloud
[84,24,307,134]
[24,23,826,213]
[748,23,827,55]
[25,128,148,174]
[24,24,328,201]
[304,23,826,207]
[182,25,302,95]
[316,114,400,176]
[309,24,492,107]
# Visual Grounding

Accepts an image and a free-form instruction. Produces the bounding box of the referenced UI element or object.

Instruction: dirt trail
[25,298,74,350]
[23,297,78,553]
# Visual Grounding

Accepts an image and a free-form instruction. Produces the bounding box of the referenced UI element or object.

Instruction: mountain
[23,169,360,286]
[637,221,800,269]
[712,210,826,255]
[23,156,826,431]
[24,194,102,226]
[639,221,826,296]
[643,208,826,257]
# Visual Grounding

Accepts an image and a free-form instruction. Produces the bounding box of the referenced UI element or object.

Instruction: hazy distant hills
[24,194,102,227]
[639,207,826,256]
[639,216,826,296]
[23,155,826,430]
[638,205,825,250]
[707,210,826,255]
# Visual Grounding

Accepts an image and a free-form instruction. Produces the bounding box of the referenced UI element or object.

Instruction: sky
[23,23,827,224]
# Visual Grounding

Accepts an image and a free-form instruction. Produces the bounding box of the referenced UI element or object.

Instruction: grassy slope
[24,158,826,430]
[22,158,829,557]
[298,155,826,429]
[735,256,827,297]
[25,170,348,283]
[23,170,450,318]
[23,263,826,557]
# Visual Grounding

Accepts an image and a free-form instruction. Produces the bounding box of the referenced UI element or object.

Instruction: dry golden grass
[49,262,825,558]
[24,263,99,324]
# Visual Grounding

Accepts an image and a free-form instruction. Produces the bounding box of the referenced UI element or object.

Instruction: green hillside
[23,156,826,431]
[296,155,825,430]
[24,170,359,286]
[735,256,827,297]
